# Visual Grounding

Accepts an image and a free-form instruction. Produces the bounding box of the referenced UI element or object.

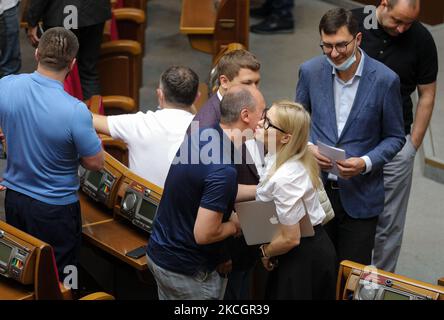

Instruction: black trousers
[324,182,379,266]
[45,23,104,100]
[265,225,337,300]
[262,0,294,17]
[72,23,105,100]
[5,189,82,281]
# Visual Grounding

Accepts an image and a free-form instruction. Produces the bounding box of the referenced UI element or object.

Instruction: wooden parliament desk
[0,279,34,300]
[180,0,250,58]
[80,192,148,271]
[180,0,217,54]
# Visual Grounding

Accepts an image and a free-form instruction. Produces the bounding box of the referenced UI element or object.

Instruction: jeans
[147,254,225,300]
[0,4,21,77]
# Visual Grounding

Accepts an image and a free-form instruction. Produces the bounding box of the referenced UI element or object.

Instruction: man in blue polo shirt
[0,27,103,279]
[146,85,266,300]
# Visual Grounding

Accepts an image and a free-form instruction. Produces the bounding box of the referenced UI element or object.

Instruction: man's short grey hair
[387,0,419,9]
[220,87,256,124]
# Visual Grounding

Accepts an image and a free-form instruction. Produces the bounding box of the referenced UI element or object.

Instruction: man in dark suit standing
[193,49,263,300]
[26,0,112,99]
[296,8,405,266]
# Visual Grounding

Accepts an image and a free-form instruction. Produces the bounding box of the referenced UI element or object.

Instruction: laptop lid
[235,200,314,245]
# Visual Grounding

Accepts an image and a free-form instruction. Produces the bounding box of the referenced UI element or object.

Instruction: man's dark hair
[319,8,359,37]
[160,66,199,108]
[37,27,79,71]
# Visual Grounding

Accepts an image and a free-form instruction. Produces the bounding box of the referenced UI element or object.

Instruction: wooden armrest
[100,40,142,56]
[80,292,115,300]
[113,8,146,24]
[86,95,103,114]
[103,95,137,114]
[439,277,444,287]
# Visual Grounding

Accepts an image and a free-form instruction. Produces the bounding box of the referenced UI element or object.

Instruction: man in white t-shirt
[92,66,199,188]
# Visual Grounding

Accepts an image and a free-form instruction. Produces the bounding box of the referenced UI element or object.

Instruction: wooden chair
[88,95,137,116]
[0,221,114,300]
[98,40,142,107]
[180,0,250,60]
[112,7,146,85]
[100,135,129,167]
[103,95,137,115]
[113,8,146,46]
[438,277,444,287]
[121,0,148,11]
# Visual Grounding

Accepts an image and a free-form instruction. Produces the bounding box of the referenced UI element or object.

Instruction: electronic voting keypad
[79,152,128,209]
[114,171,163,234]
[337,261,444,300]
[0,223,36,285]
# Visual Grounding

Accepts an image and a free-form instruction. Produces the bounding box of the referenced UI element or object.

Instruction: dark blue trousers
[5,189,82,281]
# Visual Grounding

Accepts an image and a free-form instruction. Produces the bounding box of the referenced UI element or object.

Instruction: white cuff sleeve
[361,156,372,174]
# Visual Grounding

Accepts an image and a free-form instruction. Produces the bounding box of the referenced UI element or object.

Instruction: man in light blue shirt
[0,27,103,279]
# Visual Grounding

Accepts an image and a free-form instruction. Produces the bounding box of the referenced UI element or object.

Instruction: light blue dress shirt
[330,49,372,179]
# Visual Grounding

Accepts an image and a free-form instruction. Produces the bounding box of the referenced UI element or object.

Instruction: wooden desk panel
[82,220,148,270]
[0,279,34,300]
[180,0,216,34]
[80,192,114,227]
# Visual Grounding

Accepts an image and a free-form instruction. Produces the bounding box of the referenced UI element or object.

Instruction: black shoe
[250,14,294,34]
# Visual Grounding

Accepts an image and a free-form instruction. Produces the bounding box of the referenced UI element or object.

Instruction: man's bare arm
[411,82,436,149]
[194,207,240,245]
[92,114,111,136]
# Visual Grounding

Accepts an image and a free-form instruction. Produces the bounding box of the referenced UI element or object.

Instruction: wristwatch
[259,244,269,259]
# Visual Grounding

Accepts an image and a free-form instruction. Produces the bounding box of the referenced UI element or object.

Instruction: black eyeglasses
[320,36,356,54]
[261,109,286,134]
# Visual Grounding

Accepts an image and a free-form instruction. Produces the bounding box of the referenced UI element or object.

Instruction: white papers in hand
[317,141,346,177]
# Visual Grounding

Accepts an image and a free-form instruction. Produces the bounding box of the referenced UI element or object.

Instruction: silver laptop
[235,200,315,245]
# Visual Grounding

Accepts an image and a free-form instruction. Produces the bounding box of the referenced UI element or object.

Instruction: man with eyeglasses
[352,0,438,273]
[296,8,405,266]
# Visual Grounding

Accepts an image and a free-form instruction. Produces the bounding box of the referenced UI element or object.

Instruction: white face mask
[326,41,357,71]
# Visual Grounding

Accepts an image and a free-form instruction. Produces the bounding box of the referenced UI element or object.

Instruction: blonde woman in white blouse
[237,101,337,299]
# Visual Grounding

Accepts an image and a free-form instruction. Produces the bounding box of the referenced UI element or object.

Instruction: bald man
[146,85,266,300]
[353,0,438,272]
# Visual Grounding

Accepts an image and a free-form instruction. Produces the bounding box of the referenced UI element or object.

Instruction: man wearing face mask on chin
[296,8,405,267]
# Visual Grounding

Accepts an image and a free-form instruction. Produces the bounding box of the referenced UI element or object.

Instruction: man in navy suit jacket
[296,8,405,266]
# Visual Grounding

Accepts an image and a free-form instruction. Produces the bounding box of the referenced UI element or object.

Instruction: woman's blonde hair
[266,100,321,189]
